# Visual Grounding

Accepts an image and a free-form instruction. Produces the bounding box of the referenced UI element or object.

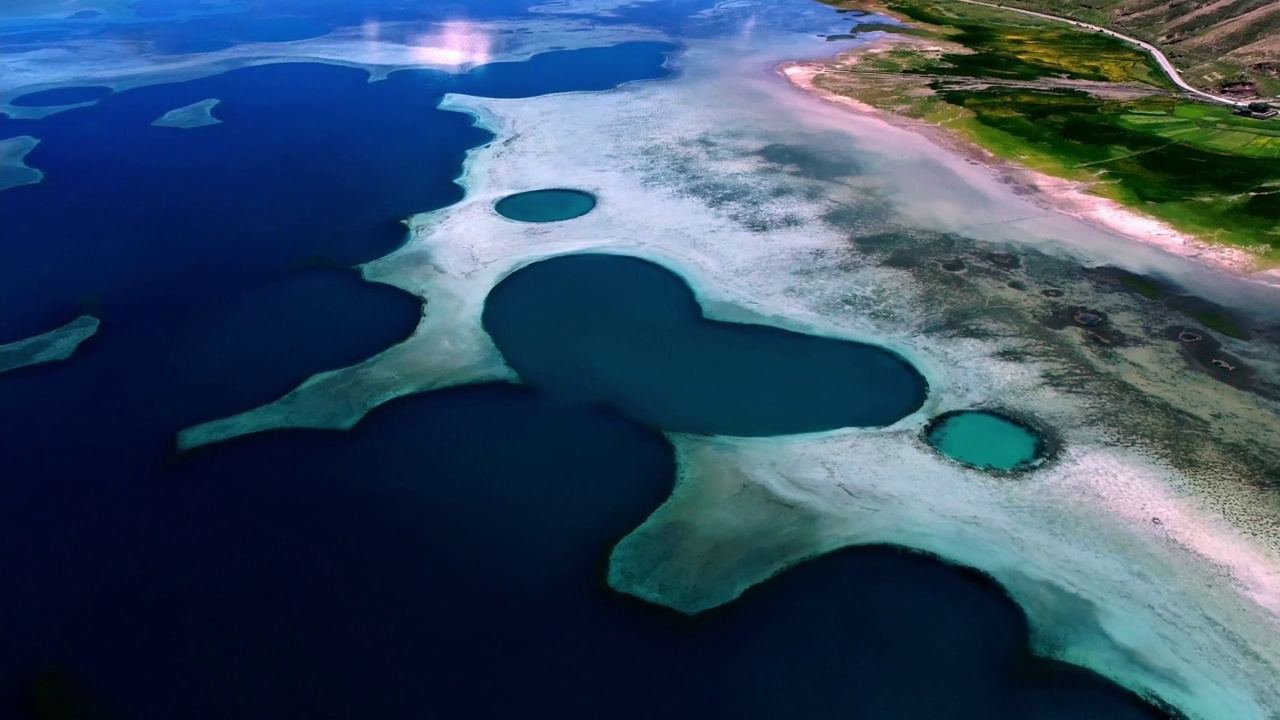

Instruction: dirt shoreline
[778,58,1280,287]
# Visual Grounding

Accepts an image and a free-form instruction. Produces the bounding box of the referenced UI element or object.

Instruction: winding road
[953,0,1246,107]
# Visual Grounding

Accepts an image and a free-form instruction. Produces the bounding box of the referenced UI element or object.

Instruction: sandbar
[0,135,44,192]
[152,98,222,128]
[0,316,100,374]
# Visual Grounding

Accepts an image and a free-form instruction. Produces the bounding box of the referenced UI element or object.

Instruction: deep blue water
[484,253,927,435]
[3,384,1170,719]
[0,12,1176,720]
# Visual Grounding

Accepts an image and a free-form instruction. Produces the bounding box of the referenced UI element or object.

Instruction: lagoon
[483,253,928,436]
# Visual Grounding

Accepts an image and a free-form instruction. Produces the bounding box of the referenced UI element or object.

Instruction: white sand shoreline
[778,60,1280,288]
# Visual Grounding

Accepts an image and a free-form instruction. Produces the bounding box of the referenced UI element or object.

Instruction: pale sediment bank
[0,316,100,374]
[152,98,222,128]
[0,135,45,192]
[176,19,1280,719]
[779,60,1279,287]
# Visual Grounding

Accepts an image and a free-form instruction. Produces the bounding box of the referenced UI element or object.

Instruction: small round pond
[494,188,597,223]
[925,410,1048,472]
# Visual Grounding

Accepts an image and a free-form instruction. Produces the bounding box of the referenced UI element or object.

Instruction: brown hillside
[990,0,1279,97]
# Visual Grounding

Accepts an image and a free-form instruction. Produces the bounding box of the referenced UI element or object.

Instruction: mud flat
[0,316,100,374]
[177,14,1280,720]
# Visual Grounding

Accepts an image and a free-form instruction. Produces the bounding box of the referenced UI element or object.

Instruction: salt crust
[168,16,1280,720]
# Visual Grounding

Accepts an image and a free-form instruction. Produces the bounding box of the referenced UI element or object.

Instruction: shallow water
[483,253,928,435]
[495,188,598,222]
[927,411,1044,471]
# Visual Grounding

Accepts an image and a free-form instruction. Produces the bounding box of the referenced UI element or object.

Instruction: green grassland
[938,89,1280,252]
[817,0,1280,260]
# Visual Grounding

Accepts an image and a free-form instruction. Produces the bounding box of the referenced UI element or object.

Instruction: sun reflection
[358,18,494,71]
[410,20,494,70]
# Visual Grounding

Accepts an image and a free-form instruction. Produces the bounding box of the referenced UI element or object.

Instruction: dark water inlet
[482,252,929,436]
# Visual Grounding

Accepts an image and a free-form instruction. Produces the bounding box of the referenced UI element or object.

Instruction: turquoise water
[483,253,928,436]
[494,188,598,222]
[926,411,1045,471]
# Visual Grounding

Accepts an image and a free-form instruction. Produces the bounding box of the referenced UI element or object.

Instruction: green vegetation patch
[933,88,1280,255]
[1113,102,1280,159]
[1189,310,1251,340]
[1119,274,1167,300]
[818,0,1280,260]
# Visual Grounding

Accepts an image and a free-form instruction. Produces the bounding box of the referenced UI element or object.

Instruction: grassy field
[937,89,1280,252]
[814,0,1280,260]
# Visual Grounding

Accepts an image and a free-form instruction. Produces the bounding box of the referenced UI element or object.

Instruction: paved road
[952,0,1246,107]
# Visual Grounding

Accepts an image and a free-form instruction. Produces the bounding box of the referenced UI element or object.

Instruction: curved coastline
[778,60,1279,286]
[170,18,1280,720]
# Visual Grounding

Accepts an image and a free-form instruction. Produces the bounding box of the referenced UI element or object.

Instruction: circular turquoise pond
[494,189,597,222]
[925,410,1048,472]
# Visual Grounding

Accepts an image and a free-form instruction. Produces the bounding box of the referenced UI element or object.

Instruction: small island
[152,98,223,129]
[0,136,45,192]
[0,316,100,375]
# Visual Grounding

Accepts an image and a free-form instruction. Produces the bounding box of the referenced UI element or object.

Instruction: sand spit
[0,135,45,192]
[780,57,1278,286]
[152,98,222,128]
[0,316,100,374]
[176,14,1280,720]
